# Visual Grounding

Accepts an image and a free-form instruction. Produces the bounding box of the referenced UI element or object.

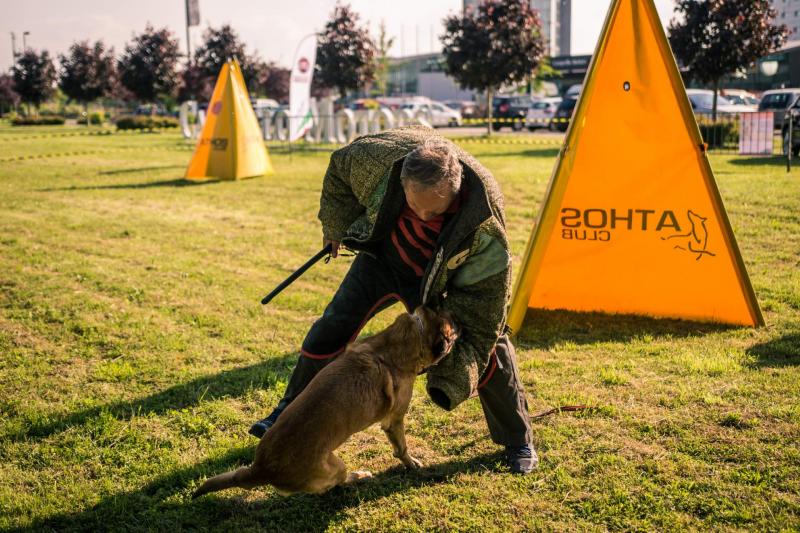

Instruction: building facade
[531,0,572,56]
[773,0,800,40]
[463,0,572,56]
[387,53,477,101]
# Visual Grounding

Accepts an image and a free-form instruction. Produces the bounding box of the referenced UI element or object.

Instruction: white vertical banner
[289,34,318,142]
[738,112,774,155]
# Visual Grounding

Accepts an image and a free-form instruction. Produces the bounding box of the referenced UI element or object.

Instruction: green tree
[178,61,212,102]
[193,25,263,94]
[12,50,57,114]
[316,3,376,98]
[261,63,291,103]
[117,25,181,103]
[59,40,116,119]
[374,20,395,96]
[0,74,20,115]
[669,0,788,120]
[441,0,545,135]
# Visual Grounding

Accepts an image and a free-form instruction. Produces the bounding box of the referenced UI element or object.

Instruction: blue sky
[0,0,676,72]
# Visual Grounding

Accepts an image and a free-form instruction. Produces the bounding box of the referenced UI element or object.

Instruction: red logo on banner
[298,57,310,73]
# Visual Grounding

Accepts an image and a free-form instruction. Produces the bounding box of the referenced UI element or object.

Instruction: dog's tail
[192,465,258,499]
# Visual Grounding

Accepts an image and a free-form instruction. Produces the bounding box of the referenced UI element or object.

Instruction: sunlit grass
[0,125,798,530]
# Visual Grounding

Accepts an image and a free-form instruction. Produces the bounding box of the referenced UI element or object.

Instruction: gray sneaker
[505,444,539,474]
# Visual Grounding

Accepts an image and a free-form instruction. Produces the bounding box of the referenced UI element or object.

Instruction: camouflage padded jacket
[318,126,512,411]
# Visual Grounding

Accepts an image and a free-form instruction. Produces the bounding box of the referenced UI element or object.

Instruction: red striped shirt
[383,191,463,278]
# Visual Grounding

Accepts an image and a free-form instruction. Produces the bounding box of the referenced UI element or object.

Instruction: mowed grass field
[0,123,798,532]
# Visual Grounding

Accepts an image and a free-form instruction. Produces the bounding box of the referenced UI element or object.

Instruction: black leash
[260,244,333,305]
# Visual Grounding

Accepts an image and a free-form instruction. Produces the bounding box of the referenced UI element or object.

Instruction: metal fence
[184,104,794,161]
[694,112,784,156]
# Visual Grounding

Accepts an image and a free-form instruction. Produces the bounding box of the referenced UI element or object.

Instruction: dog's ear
[432,319,458,357]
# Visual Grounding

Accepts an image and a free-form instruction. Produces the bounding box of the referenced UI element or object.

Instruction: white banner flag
[289,35,317,142]
[738,112,774,156]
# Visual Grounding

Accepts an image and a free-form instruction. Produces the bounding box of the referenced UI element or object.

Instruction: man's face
[403,180,457,222]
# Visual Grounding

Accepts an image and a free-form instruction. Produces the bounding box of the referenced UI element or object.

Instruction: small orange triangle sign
[508,0,763,331]
[185,59,274,181]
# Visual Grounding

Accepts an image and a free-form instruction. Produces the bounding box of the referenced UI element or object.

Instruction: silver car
[526,98,562,131]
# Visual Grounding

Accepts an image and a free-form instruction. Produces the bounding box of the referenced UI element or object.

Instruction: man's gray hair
[400,138,462,193]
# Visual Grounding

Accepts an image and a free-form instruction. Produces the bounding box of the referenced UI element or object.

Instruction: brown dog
[193,305,458,498]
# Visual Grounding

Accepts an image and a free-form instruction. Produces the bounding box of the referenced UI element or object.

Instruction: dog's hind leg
[306,452,372,494]
[192,466,261,499]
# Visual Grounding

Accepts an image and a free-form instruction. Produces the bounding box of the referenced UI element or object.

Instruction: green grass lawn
[0,125,798,531]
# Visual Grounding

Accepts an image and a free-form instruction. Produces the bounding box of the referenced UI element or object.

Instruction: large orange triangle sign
[185,59,274,181]
[508,0,763,331]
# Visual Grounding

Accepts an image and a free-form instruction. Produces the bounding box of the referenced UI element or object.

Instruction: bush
[11,116,66,126]
[115,115,179,130]
[698,119,739,149]
[76,112,105,125]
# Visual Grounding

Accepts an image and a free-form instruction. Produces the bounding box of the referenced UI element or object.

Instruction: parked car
[782,94,800,157]
[348,98,382,110]
[443,99,479,120]
[759,88,800,130]
[400,99,462,127]
[251,98,280,120]
[375,97,406,111]
[686,89,752,114]
[552,96,578,132]
[491,95,531,131]
[134,104,172,117]
[720,89,759,109]
[526,97,562,130]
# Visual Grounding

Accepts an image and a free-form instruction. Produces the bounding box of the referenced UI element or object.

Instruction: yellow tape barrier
[453,137,563,146]
[4,134,564,163]
[461,117,569,125]
[0,127,179,142]
[0,144,192,164]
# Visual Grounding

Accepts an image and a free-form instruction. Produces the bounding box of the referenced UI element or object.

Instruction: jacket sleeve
[318,146,365,242]
[426,236,511,411]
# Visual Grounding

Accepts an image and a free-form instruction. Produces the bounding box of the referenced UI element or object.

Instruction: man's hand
[324,239,341,258]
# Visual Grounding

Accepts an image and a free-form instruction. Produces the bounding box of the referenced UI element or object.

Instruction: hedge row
[698,122,739,149]
[76,112,105,125]
[115,116,179,130]
[11,116,67,126]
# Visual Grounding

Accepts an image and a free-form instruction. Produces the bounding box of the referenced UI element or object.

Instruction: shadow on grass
[475,147,561,158]
[37,177,221,191]
[28,449,505,531]
[728,155,789,167]
[514,308,733,351]
[747,333,800,367]
[98,164,186,175]
[10,352,299,442]
[266,143,338,154]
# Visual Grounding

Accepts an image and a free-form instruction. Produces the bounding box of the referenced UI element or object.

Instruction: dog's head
[406,305,459,374]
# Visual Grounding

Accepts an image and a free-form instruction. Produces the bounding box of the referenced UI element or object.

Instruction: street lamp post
[22,31,30,51]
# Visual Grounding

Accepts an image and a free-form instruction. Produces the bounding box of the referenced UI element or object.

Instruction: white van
[400,99,462,127]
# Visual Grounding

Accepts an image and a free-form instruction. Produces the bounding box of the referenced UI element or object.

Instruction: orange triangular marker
[185,59,274,181]
[508,0,763,331]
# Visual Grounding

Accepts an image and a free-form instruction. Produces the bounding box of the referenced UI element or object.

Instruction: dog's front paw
[401,454,423,469]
